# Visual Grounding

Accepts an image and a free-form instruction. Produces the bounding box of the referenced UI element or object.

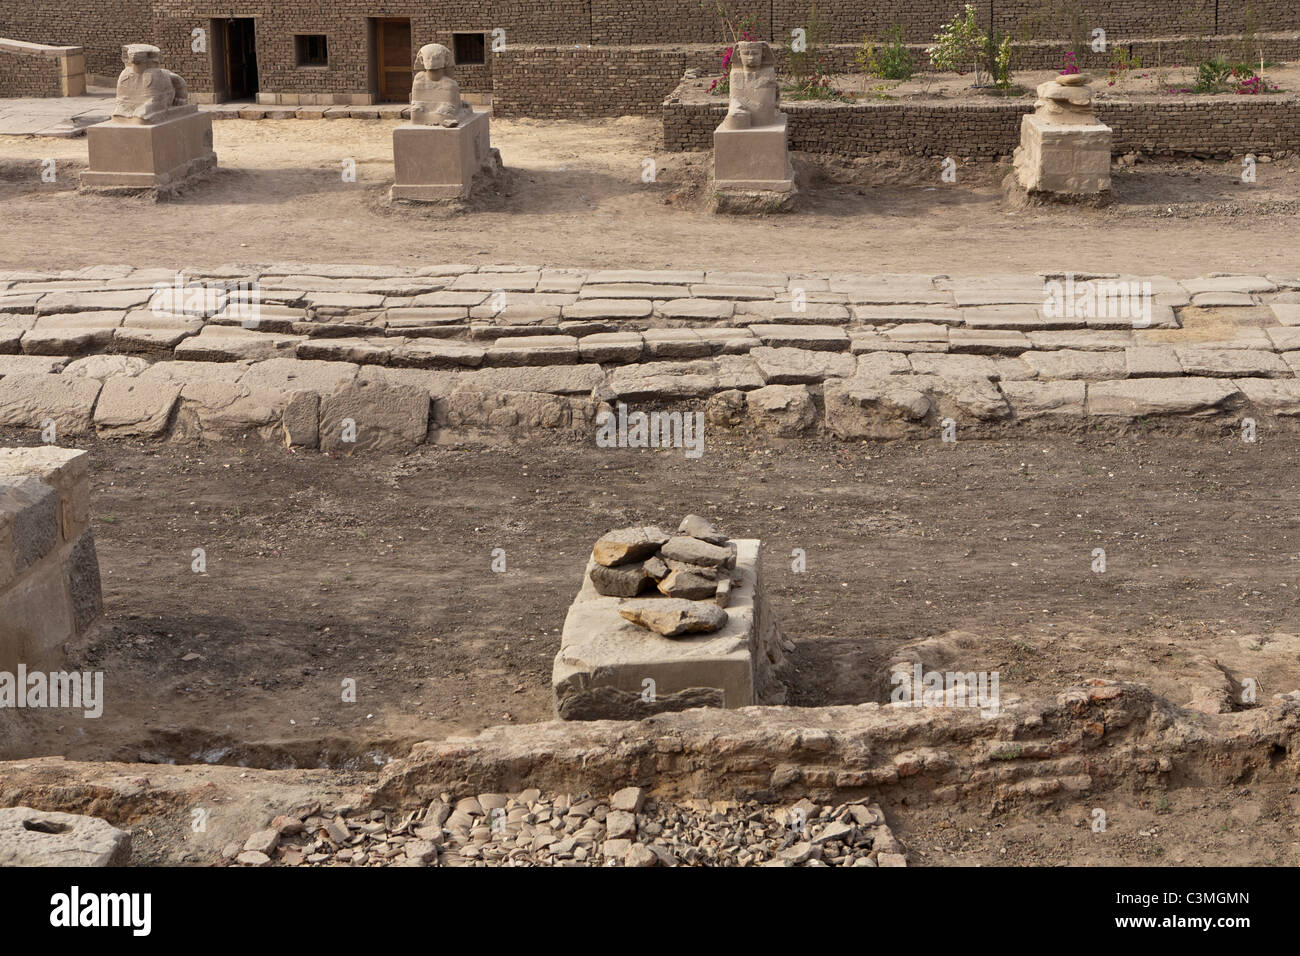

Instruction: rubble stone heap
[592,514,737,635]
[227,787,907,868]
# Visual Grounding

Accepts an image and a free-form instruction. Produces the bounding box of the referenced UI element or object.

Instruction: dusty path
[6,428,1298,769]
[2,117,1298,277]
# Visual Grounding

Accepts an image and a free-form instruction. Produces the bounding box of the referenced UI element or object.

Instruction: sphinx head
[735,41,773,72]
[122,43,162,73]
[415,43,454,74]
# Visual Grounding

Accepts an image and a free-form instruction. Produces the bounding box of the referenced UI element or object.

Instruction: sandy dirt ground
[6,426,1298,775]
[1,117,1298,278]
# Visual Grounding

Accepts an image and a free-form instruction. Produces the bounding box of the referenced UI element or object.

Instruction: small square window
[295,34,328,68]
[453,32,487,66]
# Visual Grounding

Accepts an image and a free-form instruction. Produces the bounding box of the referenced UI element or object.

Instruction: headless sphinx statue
[718,40,782,130]
[410,43,473,127]
[1032,72,1097,126]
[113,44,189,123]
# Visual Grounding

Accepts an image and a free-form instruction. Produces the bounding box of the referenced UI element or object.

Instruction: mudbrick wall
[0,0,147,81]
[0,40,85,98]
[372,682,1300,811]
[494,46,721,119]
[3,2,1298,104]
[662,88,1300,158]
[0,448,102,676]
[493,32,1300,119]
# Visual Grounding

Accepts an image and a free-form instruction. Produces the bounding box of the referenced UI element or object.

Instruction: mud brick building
[1,1,1297,107]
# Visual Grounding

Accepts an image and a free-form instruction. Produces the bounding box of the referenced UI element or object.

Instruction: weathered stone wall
[0,448,102,676]
[0,40,85,98]
[663,87,1300,157]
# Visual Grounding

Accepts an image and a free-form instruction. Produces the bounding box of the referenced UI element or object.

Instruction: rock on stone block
[0,807,131,866]
[552,539,791,720]
[82,108,217,191]
[714,118,794,193]
[390,110,494,202]
[1014,114,1111,196]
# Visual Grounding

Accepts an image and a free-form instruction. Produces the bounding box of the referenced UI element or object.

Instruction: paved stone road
[2,264,1297,447]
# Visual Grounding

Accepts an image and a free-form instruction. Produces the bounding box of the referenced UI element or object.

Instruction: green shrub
[927,3,986,86]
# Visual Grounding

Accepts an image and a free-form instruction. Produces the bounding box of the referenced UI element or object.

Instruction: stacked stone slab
[552,515,793,719]
[1011,73,1112,204]
[0,447,102,675]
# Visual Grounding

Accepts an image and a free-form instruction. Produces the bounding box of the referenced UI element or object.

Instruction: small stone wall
[0,38,86,98]
[0,447,102,675]
[663,82,1300,158]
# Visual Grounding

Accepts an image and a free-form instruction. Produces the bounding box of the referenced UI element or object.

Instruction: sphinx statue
[718,40,782,131]
[113,44,189,124]
[1031,72,1098,126]
[410,43,473,128]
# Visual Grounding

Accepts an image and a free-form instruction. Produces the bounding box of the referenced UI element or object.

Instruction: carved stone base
[1013,113,1112,199]
[389,110,495,202]
[712,117,795,214]
[713,117,794,192]
[81,109,216,194]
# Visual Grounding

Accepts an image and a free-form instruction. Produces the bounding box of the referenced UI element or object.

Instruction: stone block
[714,119,793,192]
[82,109,217,191]
[553,539,789,720]
[0,808,130,866]
[390,111,494,202]
[318,381,430,452]
[1014,114,1111,196]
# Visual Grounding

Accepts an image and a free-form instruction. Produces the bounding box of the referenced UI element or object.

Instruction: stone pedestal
[81,107,216,192]
[552,539,791,720]
[1013,113,1112,199]
[390,109,494,202]
[714,117,794,193]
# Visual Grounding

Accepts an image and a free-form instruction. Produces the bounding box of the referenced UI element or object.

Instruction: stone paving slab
[0,266,1297,445]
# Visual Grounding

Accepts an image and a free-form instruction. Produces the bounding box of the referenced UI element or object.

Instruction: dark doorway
[220,17,258,101]
[374,17,413,103]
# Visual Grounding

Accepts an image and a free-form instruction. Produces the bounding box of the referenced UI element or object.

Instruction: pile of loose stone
[226,788,907,867]
[593,515,738,637]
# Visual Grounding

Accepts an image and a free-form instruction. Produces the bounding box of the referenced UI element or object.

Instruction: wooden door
[375,18,413,103]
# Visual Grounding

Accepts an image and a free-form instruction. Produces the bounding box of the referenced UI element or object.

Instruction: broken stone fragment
[619,598,728,636]
[714,576,733,608]
[657,566,717,600]
[589,561,651,597]
[677,514,728,545]
[592,526,670,567]
[660,535,733,568]
[664,558,717,580]
[643,555,669,579]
